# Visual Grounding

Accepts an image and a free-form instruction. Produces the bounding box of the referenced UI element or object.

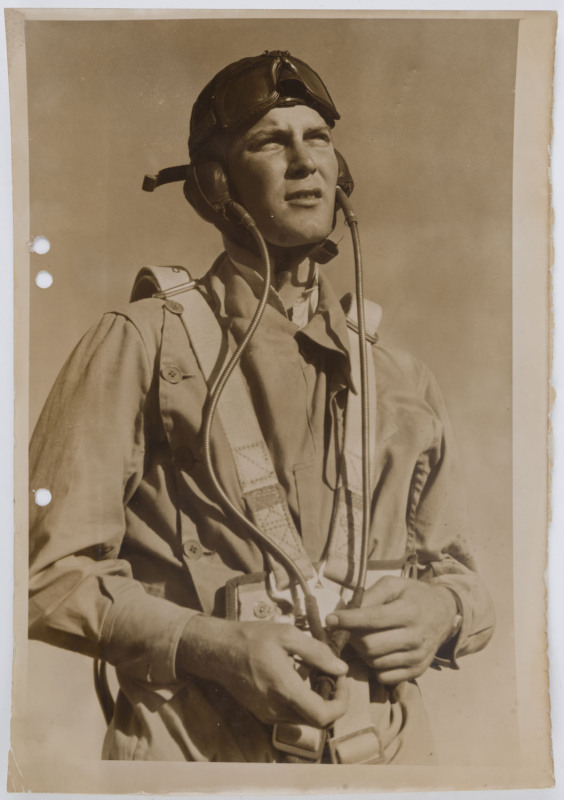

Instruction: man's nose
[286,140,317,177]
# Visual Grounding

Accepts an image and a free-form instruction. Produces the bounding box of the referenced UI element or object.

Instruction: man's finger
[326,597,412,631]
[375,667,421,686]
[287,673,349,728]
[362,575,408,605]
[352,626,420,659]
[364,647,425,672]
[285,628,349,676]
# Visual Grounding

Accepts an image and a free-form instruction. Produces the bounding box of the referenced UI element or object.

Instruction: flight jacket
[29,253,495,761]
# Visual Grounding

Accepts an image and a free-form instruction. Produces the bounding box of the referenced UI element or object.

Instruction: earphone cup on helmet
[183,161,233,226]
[183,161,256,249]
[335,150,354,197]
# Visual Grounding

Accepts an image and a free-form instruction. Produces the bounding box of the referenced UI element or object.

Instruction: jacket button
[164,300,184,314]
[183,539,203,559]
[253,601,274,620]
[161,365,182,384]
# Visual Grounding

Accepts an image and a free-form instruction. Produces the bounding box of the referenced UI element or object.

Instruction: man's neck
[224,237,319,311]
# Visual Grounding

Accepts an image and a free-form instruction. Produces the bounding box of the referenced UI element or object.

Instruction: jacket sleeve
[29,311,199,687]
[411,364,495,665]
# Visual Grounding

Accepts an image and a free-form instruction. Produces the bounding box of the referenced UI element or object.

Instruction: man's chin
[259,208,335,248]
[265,225,334,250]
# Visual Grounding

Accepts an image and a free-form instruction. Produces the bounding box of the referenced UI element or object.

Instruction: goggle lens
[217,53,338,129]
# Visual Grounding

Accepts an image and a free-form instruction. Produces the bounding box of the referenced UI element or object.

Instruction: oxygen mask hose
[316,189,371,678]
[201,200,327,643]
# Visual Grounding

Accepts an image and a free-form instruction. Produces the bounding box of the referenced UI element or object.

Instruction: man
[29,51,494,763]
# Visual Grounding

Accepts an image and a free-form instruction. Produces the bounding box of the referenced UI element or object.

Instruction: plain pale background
[21,13,519,774]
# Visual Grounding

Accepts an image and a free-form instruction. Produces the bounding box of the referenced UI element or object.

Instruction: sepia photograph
[6,8,556,794]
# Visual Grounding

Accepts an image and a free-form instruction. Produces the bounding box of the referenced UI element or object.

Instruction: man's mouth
[285,188,323,207]
[285,189,322,201]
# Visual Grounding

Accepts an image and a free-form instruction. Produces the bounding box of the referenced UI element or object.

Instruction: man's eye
[309,132,331,145]
[250,137,283,152]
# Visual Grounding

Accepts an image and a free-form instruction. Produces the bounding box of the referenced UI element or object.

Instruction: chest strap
[131,265,380,591]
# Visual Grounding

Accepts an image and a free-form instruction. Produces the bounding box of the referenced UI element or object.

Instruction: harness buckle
[272,722,327,761]
[328,725,385,765]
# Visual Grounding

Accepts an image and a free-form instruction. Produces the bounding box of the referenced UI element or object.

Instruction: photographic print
[6,9,555,793]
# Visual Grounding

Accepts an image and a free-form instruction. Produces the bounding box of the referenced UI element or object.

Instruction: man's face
[227,105,339,248]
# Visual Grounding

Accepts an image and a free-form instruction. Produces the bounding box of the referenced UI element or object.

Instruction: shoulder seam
[102,303,164,377]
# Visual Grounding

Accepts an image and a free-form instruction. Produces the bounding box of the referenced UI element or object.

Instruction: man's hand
[326,577,458,685]
[177,616,349,727]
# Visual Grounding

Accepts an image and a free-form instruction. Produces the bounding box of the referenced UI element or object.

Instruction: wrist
[175,614,232,680]
[434,585,462,645]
